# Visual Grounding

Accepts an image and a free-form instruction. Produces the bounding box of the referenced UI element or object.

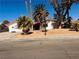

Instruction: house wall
[46,21,54,30]
[9,23,22,33]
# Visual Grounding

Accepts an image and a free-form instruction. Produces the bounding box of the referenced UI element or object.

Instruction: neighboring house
[6,21,22,33]
[46,20,54,30]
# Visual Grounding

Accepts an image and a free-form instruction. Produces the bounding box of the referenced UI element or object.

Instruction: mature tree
[0,20,9,32]
[49,0,79,28]
[0,25,2,30]
[53,14,58,19]
[17,16,32,34]
[2,20,10,25]
[77,18,79,21]
[0,24,9,32]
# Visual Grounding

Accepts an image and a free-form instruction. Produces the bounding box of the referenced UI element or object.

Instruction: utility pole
[30,0,32,18]
[25,0,28,13]
[25,0,32,18]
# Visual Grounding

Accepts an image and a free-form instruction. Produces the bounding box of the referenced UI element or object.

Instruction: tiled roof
[5,20,17,26]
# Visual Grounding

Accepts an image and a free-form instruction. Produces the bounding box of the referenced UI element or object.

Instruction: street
[0,39,79,59]
[0,32,79,59]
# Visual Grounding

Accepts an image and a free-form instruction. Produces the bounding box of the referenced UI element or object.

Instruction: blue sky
[0,0,79,22]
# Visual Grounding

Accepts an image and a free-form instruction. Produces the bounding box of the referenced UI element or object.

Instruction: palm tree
[33,4,49,22]
[17,16,32,34]
[33,4,49,30]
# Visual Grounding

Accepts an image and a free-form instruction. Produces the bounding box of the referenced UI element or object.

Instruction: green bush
[70,21,79,31]
[76,23,79,31]
[17,16,32,33]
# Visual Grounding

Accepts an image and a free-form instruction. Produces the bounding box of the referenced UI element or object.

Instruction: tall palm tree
[33,4,49,31]
[33,4,49,22]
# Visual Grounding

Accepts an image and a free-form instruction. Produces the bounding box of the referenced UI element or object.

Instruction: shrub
[17,16,32,34]
[70,21,79,31]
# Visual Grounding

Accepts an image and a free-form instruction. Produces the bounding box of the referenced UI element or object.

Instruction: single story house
[46,21,54,30]
[6,21,22,33]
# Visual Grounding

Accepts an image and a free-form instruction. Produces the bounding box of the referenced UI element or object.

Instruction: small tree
[0,20,9,32]
[17,16,32,34]
[2,20,10,25]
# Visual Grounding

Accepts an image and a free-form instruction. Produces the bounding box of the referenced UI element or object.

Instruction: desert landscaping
[16,29,79,39]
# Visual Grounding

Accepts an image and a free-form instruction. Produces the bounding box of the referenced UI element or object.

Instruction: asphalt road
[0,38,79,59]
[0,32,79,59]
